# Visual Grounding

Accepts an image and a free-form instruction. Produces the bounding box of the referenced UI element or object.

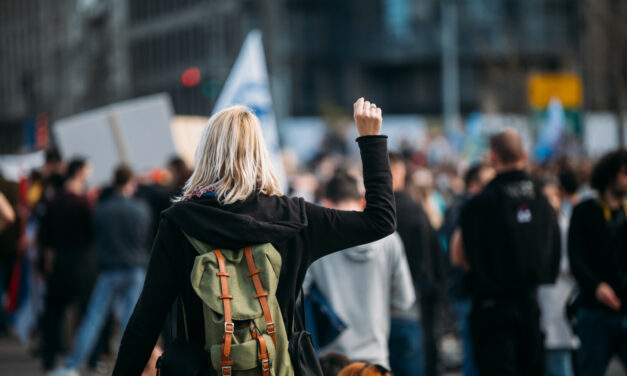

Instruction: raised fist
[353,97,382,137]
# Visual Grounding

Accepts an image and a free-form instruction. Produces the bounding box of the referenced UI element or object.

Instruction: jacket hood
[162,194,308,249]
[342,243,377,262]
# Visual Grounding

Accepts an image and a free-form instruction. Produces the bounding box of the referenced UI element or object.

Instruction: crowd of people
[0,152,191,375]
[0,98,625,376]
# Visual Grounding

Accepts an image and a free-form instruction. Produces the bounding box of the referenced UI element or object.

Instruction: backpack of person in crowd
[492,179,559,287]
[184,233,294,376]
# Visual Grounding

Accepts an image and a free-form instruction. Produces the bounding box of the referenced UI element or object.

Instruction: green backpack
[184,233,294,376]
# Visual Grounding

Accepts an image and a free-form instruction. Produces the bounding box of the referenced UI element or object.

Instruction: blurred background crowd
[1,0,627,375]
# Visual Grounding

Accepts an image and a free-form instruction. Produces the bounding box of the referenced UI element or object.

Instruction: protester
[441,163,494,376]
[135,177,171,242]
[49,165,151,376]
[304,171,415,369]
[112,98,396,375]
[568,150,627,376]
[390,152,444,376]
[39,158,95,371]
[167,156,192,197]
[41,149,65,199]
[441,164,495,243]
[451,129,561,376]
[538,179,578,376]
[557,165,580,219]
[409,168,444,229]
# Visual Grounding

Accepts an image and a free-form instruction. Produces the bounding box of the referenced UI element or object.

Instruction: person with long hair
[568,150,627,375]
[112,98,396,374]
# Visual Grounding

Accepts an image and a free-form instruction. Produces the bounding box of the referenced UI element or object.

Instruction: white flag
[213,30,287,190]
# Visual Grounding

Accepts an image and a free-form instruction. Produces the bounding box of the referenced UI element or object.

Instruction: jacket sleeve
[303,135,396,264]
[568,204,601,296]
[112,219,179,375]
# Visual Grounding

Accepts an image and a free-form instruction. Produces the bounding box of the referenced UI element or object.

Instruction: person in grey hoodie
[304,172,416,369]
[538,179,579,376]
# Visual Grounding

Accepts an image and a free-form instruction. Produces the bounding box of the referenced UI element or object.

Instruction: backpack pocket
[210,334,277,375]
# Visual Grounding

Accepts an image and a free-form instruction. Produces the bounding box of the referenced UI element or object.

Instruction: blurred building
[288,0,582,115]
[0,0,601,154]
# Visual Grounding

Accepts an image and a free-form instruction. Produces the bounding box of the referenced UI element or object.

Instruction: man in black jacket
[569,150,627,376]
[390,152,445,376]
[451,129,561,376]
[40,159,95,371]
[50,165,151,375]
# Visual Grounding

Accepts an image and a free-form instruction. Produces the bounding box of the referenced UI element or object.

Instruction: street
[1,336,625,376]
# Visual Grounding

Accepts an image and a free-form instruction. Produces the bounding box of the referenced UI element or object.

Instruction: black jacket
[112,136,396,375]
[39,190,92,250]
[394,191,446,299]
[460,170,561,299]
[569,198,627,312]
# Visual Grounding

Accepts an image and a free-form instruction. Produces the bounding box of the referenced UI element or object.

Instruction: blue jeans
[389,317,424,376]
[576,308,627,376]
[65,267,145,369]
[452,299,477,376]
[545,349,574,376]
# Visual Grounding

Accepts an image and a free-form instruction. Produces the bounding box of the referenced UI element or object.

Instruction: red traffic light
[181,67,201,87]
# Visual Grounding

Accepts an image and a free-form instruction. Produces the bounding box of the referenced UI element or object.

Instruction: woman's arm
[113,219,179,375]
[303,98,396,263]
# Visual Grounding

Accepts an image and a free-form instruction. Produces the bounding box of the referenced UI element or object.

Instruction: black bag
[289,289,323,376]
[156,299,209,376]
[289,330,323,376]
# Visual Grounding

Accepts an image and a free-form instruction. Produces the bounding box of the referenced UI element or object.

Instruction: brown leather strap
[249,323,271,376]
[244,246,277,347]
[214,250,234,376]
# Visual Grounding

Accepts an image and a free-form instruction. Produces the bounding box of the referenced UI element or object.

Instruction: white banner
[53,93,177,187]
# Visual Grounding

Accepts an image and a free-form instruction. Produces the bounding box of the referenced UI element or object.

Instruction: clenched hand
[353,97,382,137]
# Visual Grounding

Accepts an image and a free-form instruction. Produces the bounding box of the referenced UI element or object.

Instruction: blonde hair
[177,105,282,205]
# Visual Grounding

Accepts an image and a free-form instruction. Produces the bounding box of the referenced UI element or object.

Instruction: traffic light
[181,67,201,87]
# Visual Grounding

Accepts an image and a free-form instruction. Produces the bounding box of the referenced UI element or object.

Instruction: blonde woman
[113,98,395,374]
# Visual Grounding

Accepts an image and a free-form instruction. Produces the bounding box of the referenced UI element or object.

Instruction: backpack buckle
[224,321,234,334]
[259,357,271,373]
[221,365,232,376]
[266,322,276,334]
